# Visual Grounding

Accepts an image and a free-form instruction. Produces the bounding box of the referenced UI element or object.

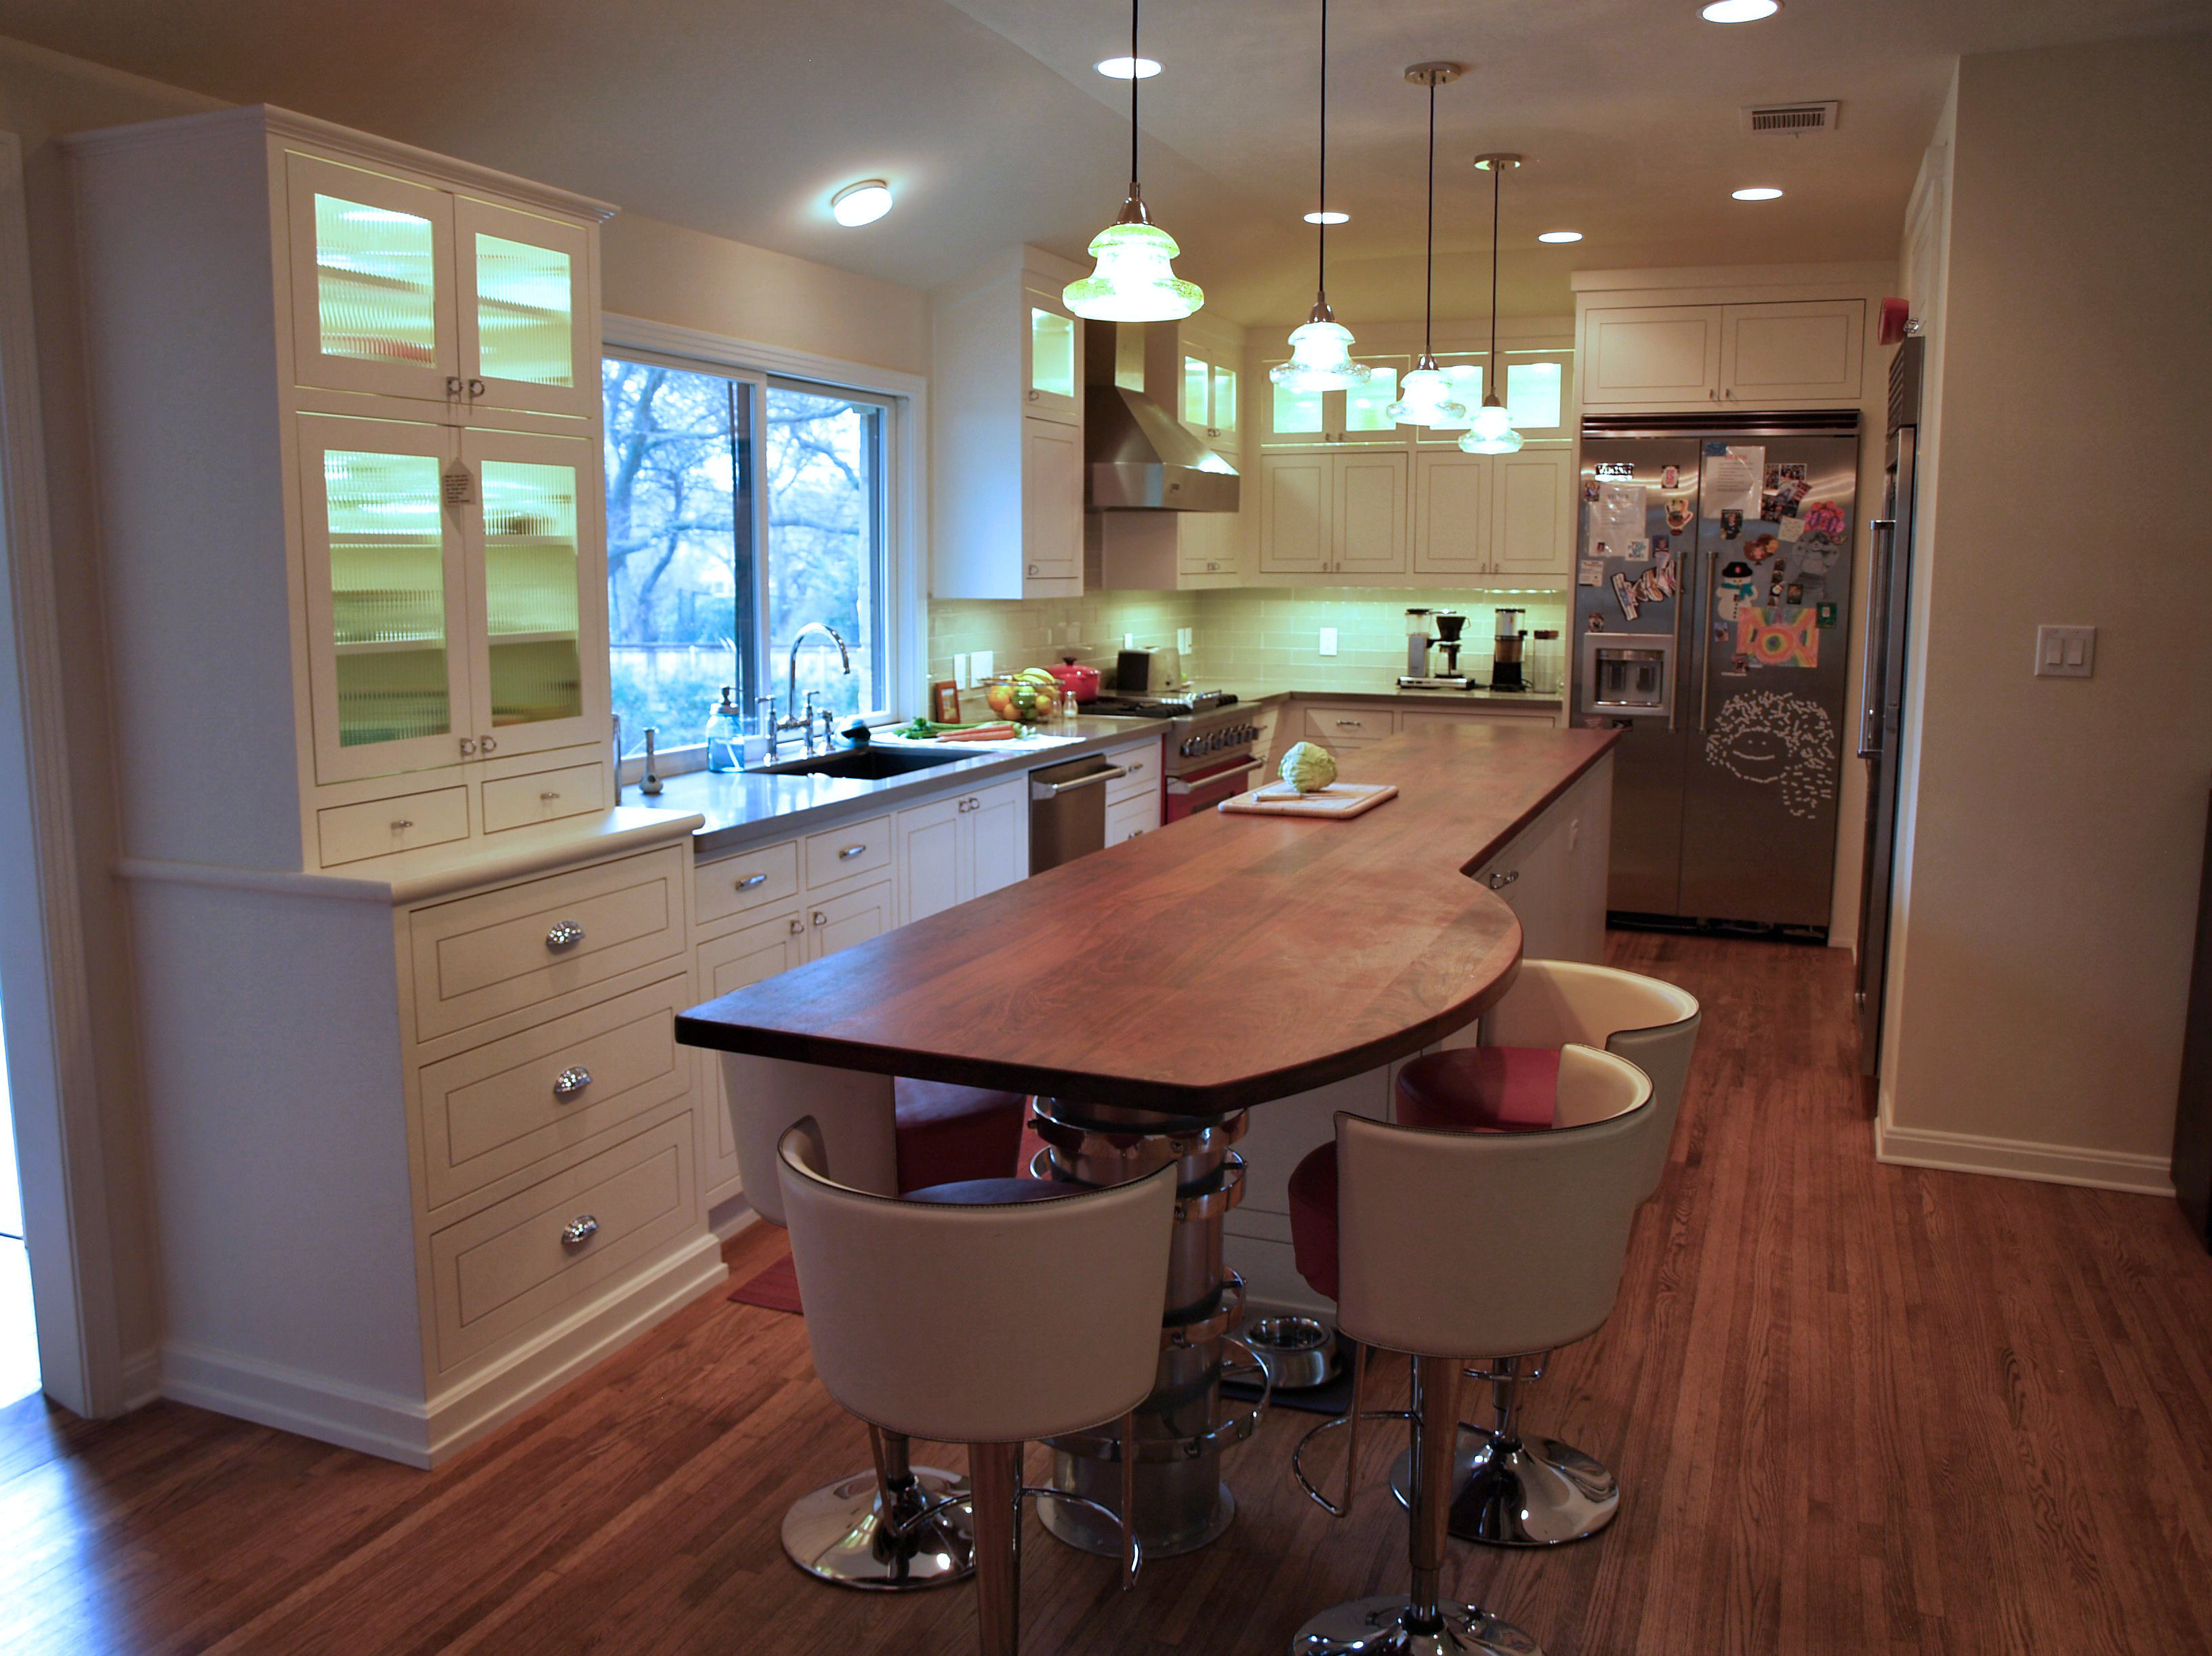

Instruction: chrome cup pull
[545,919,586,950]
[838,843,867,860]
[552,1065,592,1099]
[560,1214,599,1246]
[735,871,769,890]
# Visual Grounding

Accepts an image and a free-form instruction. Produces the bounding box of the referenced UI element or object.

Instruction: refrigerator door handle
[1858,518,1897,758]
[1698,543,1718,732]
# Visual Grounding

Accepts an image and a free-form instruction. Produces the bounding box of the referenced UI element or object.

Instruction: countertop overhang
[676,722,1618,1115]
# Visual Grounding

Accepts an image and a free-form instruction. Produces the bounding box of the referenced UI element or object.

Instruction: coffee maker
[1398,607,1473,690]
[1490,606,1528,692]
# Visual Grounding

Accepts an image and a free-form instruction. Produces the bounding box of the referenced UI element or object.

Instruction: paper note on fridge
[1578,560,1604,586]
[1588,482,1645,547]
[1702,444,1763,516]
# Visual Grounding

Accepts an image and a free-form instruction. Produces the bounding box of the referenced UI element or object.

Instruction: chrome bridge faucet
[783,623,853,756]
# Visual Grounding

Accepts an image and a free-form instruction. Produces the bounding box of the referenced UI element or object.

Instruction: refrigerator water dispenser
[1580,633,1675,722]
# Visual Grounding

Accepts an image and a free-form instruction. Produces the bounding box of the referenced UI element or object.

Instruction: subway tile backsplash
[928,587,1566,695]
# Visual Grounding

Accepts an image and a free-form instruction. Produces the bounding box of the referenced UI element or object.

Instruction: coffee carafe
[1491,606,1528,691]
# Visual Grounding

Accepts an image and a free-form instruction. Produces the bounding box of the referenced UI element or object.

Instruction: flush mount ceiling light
[1094,55,1160,77]
[1701,0,1780,20]
[1537,229,1582,243]
[1272,0,1371,393]
[1732,186,1784,201]
[1386,63,1469,430]
[1065,0,1204,321]
[1459,152,1525,455]
[829,180,894,226]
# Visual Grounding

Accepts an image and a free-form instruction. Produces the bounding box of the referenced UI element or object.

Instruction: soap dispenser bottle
[705,686,742,772]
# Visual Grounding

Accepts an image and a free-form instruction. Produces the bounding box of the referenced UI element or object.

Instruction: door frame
[0,132,134,1418]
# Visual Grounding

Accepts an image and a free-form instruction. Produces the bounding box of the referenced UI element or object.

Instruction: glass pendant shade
[1458,398,1525,454]
[1271,316,1372,391]
[1387,360,1465,427]
[1064,214,1203,323]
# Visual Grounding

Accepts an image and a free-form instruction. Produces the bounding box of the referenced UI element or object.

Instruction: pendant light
[1386,63,1468,428]
[1271,0,1371,392]
[1063,0,1204,322]
[1459,152,1525,454]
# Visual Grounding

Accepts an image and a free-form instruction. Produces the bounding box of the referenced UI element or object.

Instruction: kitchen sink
[754,747,975,781]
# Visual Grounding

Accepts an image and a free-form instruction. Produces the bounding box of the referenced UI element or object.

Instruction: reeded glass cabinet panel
[457,197,593,415]
[287,152,457,403]
[299,416,470,782]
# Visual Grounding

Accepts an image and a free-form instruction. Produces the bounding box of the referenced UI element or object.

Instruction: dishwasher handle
[1029,764,1127,801]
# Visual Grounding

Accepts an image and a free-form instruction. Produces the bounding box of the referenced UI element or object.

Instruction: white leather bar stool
[722,1054,1028,1590]
[1284,1045,1658,1655]
[777,1123,1177,1656]
[1389,961,1701,1546]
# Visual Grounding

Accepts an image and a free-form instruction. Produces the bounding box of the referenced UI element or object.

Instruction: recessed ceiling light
[1537,230,1583,243]
[1303,209,1351,224]
[1701,0,1780,20]
[1094,56,1161,79]
[830,180,894,226]
[1732,186,1784,201]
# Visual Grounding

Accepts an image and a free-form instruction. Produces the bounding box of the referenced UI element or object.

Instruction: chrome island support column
[1029,1099,1269,1558]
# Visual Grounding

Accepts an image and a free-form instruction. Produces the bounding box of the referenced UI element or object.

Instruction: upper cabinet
[68,106,617,873]
[286,151,598,420]
[1023,285,1083,423]
[1178,338,1239,451]
[1580,299,1864,409]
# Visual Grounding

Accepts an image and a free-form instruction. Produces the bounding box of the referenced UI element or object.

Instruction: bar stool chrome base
[1387,1430,1619,1547]
[781,1464,975,1590]
[1291,1594,1544,1655]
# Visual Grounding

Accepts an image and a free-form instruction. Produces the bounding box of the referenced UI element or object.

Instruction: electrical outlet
[2034,625,2095,678]
[1176,627,1193,653]
[1123,632,1135,650]
[1319,627,1338,657]
[954,653,970,688]
[971,649,994,680]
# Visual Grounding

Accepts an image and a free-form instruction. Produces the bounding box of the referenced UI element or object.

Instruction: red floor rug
[726,1121,1050,1316]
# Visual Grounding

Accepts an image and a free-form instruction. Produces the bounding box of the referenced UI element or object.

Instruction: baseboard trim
[159,1230,731,1469]
[1876,1119,2176,1197]
[119,1346,163,1413]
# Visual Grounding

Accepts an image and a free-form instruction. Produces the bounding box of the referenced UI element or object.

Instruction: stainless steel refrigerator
[1572,413,1860,934]
[1853,341,1923,1073]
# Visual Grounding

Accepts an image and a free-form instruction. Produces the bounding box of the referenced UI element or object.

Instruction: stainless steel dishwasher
[1028,753,1130,873]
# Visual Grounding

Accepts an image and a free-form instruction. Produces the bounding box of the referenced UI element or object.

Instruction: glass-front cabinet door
[455,196,594,419]
[458,426,608,759]
[1180,349,1239,451]
[286,152,459,405]
[298,415,472,783]
[1021,287,1082,423]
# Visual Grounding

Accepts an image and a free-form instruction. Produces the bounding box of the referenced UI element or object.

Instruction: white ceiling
[4,0,2207,322]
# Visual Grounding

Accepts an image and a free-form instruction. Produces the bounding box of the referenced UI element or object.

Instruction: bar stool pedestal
[1385,1355,1619,1546]
[781,1426,976,1589]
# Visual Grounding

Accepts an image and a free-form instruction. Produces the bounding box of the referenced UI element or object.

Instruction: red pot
[1046,657,1101,703]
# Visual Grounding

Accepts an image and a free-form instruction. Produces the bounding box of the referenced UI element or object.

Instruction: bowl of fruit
[980,669,1062,728]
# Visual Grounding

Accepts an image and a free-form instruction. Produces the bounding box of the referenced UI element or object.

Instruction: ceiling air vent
[1742,100,1839,136]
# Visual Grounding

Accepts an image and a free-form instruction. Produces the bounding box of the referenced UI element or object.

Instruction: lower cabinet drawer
[695,837,801,930]
[1399,707,1555,730]
[482,762,607,833]
[408,846,686,1040]
[428,1113,697,1371]
[318,787,470,867]
[1105,793,1160,846]
[416,975,692,1209]
[1306,705,1396,743]
[804,814,892,889]
[1105,739,1162,806]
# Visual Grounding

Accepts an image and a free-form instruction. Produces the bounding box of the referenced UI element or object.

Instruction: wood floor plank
[4,933,2210,1655]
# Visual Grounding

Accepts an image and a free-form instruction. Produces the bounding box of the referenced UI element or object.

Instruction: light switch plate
[1176,627,1193,653]
[1319,627,1338,657]
[954,653,970,688]
[971,649,994,680]
[2034,625,2095,678]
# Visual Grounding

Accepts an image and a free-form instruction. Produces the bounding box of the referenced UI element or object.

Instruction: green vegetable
[1280,741,1339,793]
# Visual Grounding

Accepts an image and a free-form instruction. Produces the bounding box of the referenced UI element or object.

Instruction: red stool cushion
[905,1177,1088,1205]
[1395,1046,1561,1132]
[893,1080,1027,1195]
[1286,1142,1340,1303]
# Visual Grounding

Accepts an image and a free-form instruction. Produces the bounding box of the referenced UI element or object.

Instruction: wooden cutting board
[1218,782,1399,820]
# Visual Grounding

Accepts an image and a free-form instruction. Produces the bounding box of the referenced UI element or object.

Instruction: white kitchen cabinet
[1258,453,1331,575]
[1412,451,1490,575]
[1086,507,1244,591]
[1256,353,1412,446]
[1177,338,1240,451]
[1258,451,1408,579]
[897,777,1027,924]
[73,107,615,872]
[1335,451,1411,575]
[1105,792,1161,846]
[1580,299,1864,409]
[808,878,897,959]
[933,248,1090,600]
[695,911,811,1202]
[1489,448,1573,580]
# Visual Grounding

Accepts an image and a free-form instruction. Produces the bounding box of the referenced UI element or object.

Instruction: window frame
[600,314,926,777]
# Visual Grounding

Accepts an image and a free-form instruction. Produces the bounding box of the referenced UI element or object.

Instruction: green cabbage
[1279,741,1339,793]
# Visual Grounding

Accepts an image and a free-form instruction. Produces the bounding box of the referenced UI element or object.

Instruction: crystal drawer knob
[546,919,586,949]
[560,1214,599,1246]
[552,1065,592,1098]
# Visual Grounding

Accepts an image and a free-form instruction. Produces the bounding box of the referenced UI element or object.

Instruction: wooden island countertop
[676,722,1618,1115]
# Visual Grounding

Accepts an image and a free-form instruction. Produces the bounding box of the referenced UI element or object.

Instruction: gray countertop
[1218,679,1565,711]
[622,717,1164,856]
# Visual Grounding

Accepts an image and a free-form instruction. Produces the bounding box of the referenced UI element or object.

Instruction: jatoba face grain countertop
[676,721,1617,1115]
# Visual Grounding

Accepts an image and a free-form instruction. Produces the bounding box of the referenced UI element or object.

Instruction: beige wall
[1879,35,2212,1191]
[0,35,930,1401]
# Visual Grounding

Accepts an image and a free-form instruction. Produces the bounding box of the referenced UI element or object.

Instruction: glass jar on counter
[1530,630,1562,697]
[704,686,743,772]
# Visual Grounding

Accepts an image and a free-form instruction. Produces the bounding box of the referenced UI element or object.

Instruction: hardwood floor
[5,934,2209,1655]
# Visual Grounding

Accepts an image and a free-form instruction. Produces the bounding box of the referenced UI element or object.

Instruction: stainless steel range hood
[1084,320,1239,512]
